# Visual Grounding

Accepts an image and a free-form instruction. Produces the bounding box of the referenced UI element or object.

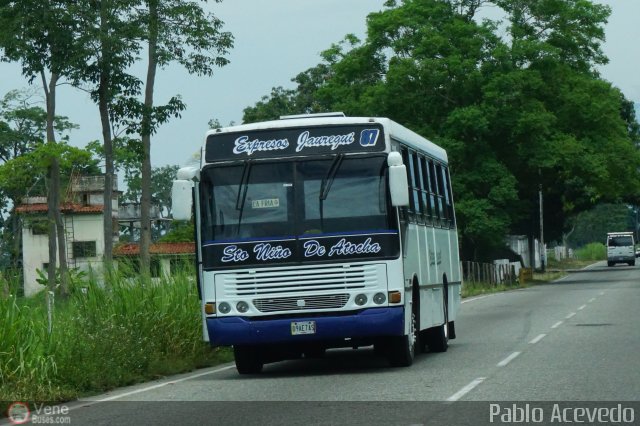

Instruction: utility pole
[539,183,545,272]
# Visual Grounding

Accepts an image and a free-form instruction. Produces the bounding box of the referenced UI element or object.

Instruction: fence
[461,261,518,286]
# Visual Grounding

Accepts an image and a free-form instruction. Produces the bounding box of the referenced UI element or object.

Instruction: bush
[574,242,606,261]
[0,266,231,406]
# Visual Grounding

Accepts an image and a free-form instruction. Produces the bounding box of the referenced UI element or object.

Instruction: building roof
[15,203,104,214]
[113,242,195,256]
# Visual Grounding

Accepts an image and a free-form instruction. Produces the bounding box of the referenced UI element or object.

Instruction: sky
[0,0,639,172]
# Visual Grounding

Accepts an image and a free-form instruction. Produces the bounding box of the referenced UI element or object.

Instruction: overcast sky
[0,0,638,171]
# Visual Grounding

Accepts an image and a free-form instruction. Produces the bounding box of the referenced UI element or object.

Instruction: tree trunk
[99,1,114,270]
[140,0,159,278]
[99,77,114,270]
[42,71,69,296]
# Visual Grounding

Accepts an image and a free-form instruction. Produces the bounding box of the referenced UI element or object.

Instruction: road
[20,262,640,425]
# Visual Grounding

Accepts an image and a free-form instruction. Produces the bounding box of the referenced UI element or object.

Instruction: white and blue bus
[172,113,461,374]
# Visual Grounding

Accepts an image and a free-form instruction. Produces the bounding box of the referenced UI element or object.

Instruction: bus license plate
[291,321,316,335]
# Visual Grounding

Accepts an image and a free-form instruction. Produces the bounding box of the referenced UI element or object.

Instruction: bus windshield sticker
[251,198,280,209]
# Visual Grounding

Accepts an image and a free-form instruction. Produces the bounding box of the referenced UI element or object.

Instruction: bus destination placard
[205,124,385,162]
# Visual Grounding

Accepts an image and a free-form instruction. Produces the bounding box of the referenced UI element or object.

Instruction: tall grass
[0,264,231,407]
[574,242,606,261]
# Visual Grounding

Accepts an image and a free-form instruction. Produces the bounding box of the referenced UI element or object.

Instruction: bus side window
[400,148,412,222]
[417,155,432,224]
[443,166,455,227]
[422,156,436,224]
[429,159,443,224]
[408,150,423,222]
[435,163,448,225]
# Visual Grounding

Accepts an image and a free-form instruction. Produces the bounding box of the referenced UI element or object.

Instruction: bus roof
[204,116,448,163]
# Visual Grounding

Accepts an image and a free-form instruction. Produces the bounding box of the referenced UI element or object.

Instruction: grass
[0,265,232,412]
[461,280,530,298]
[462,247,605,299]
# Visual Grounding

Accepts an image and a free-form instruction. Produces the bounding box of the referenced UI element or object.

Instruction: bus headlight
[236,301,249,313]
[355,294,368,306]
[373,292,386,305]
[218,302,231,314]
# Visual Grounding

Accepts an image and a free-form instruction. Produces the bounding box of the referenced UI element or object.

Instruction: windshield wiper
[235,160,253,235]
[320,154,344,201]
[319,154,344,230]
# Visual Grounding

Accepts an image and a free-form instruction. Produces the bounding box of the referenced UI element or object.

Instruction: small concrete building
[15,175,119,296]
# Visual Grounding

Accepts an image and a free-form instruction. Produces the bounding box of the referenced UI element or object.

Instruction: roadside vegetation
[461,280,530,298]
[462,242,607,298]
[0,265,232,410]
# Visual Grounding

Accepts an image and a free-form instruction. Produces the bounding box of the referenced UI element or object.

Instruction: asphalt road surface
[16,261,640,425]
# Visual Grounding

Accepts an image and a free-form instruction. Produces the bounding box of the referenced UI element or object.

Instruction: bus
[172,113,462,374]
[606,232,635,267]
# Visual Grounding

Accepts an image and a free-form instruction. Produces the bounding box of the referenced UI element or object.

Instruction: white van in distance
[606,232,635,267]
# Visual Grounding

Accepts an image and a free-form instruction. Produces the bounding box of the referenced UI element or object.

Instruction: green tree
[0,144,100,272]
[63,0,144,269]
[0,90,77,269]
[241,0,640,260]
[0,89,74,163]
[123,165,179,218]
[128,0,232,277]
[567,204,633,247]
[0,0,87,294]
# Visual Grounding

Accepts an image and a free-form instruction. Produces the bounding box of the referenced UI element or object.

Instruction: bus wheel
[607,261,614,267]
[387,302,416,367]
[234,345,264,374]
[427,282,449,353]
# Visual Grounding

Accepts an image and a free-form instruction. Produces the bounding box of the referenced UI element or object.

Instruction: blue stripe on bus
[206,307,404,346]
[203,236,297,246]
[298,229,398,239]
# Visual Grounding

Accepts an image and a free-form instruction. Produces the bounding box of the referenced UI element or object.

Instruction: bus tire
[387,298,416,367]
[448,320,456,340]
[234,345,264,374]
[607,261,614,267]
[427,280,449,353]
[629,260,636,267]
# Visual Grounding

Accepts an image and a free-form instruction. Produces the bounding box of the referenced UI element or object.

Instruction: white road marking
[462,295,489,304]
[446,377,486,402]
[588,298,596,303]
[90,365,236,402]
[551,321,563,329]
[599,292,605,296]
[497,352,521,367]
[577,304,586,310]
[565,312,576,319]
[529,334,546,344]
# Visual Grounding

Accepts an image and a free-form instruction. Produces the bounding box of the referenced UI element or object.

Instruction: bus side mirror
[172,167,199,220]
[388,152,409,207]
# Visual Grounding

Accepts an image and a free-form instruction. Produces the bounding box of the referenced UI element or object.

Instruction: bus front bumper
[206,307,404,347]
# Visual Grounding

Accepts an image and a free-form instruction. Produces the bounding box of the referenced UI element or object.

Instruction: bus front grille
[253,293,350,313]
[217,264,385,297]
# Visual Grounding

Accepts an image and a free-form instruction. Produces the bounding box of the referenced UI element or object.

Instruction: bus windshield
[200,155,393,243]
